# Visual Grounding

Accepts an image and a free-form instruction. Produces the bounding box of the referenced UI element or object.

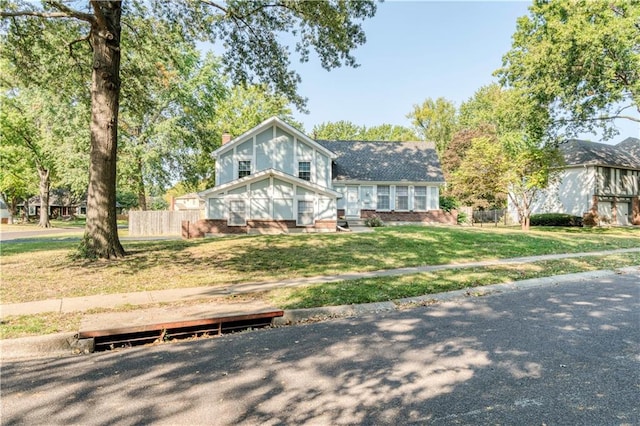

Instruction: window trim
[395,185,409,211]
[377,185,390,211]
[296,198,315,226]
[238,160,251,179]
[298,161,311,181]
[414,186,427,211]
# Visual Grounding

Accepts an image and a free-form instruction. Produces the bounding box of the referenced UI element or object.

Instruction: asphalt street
[1,270,638,425]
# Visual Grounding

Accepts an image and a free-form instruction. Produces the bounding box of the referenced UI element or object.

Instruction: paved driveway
[1,270,638,425]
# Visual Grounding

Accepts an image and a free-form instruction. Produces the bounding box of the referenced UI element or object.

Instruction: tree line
[1,0,637,258]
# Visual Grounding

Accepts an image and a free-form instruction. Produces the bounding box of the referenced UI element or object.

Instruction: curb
[2,266,638,361]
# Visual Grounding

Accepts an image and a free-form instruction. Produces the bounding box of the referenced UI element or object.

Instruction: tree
[361,124,418,141]
[2,0,376,259]
[312,120,365,140]
[312,120,417,141]
[496,0,640,139]
[407,97,458,156]
[452,84,560,230]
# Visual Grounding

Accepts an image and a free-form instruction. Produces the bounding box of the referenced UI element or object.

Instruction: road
[1,271,638,425]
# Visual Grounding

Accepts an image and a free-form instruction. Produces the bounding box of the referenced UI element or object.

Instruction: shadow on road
[1,275,638,424]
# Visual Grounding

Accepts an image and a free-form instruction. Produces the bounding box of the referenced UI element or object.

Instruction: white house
[186,117,452,237]
[523,137,640,226]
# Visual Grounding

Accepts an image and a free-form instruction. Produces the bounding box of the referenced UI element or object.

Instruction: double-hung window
[396,186,409,210]
[238,161,251,178]
[298,161,311,181]
[377,185,390,210]
[297,200,314,225]
[414,186,427,211]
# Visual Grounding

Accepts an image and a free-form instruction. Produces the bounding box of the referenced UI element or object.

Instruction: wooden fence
[128,210,202,236]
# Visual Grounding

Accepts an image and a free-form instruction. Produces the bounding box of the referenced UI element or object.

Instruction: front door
[346,186,359,217]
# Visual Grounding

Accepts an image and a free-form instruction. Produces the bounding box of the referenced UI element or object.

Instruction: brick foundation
[360,209,457,225]
[633,197,640,225]
[182,219,338,238]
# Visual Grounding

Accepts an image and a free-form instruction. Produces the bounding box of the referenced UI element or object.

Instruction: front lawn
[2,225,639,304]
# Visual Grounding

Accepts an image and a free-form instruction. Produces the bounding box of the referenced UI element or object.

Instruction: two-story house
[526,137,640,226]
[185,117,452,237]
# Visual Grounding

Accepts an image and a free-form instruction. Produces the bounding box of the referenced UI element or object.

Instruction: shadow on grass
[58,226,638,280]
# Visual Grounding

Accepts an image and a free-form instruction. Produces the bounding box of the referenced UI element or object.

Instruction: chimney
[221,132,232,145]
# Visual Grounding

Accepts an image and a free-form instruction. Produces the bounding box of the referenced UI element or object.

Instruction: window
[297,200,314,225]
[228,200,246,226]
[396,186,409,210]
[377,185,390,210]
[298,161,311,181]
[414,186,427,211]
[238,161,251,178]
[428,186,439,210]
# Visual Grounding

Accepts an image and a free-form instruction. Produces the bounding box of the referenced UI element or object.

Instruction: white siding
[255,129,272,172]
[218,150,234,185]
[207,198,225,219]
[275,128,294,175]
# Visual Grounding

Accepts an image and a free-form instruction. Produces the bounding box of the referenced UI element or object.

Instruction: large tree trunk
[82,1,125,259]
[37,167,51,228]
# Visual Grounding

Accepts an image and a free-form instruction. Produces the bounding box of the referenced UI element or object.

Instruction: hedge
[530,213,583,227]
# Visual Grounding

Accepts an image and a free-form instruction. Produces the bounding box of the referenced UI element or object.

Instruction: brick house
[186,117,452,237]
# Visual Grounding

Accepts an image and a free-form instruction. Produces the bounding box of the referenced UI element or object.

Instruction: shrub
[439,195,459,213]
[457,211,468,225]
[583,212,599,227]
[530,213,583,227]
[364,215,384,227]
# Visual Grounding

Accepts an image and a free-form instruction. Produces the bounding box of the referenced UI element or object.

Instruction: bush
[439,195,459,213]
[364,215,384,227]
[583,212,599,227]
[530,213,583,227]
[457,211,468,225]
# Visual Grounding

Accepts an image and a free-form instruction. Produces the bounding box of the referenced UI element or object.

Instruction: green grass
[268,252,640,309]
[1,252,637,339]
[1,226,639,304]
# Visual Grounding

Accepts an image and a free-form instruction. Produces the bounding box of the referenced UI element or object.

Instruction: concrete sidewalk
[2,265,638,361]
[2,247,639,318]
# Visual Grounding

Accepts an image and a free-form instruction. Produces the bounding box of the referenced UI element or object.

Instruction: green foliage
[149,197,169,211]
[496,0,640,139]
[438,195,459,213]
[312,120,417,141]
[449,135,510,209]
[456,211,468,225]
[364,215,384,227]
[407,97,458,155]
[152,0,377,110]
[116,192,139,210]
[530,213,583,227]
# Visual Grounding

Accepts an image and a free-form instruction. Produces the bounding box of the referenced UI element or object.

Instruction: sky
[289,1,640,144]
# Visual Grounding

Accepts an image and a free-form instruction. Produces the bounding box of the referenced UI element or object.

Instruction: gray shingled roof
[316,140,444,182]
[561,138,640,169]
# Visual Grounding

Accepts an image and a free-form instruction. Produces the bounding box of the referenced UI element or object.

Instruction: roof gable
[212,117,336,159]
[199,168,341,198]
[561,138,640,169]
[316,140,445,183]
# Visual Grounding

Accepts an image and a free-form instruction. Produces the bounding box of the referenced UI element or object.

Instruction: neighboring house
[172,193,204,211]
[28,189,81,218]
[522,137,640,226]
[187,117,451,237]
[0,195,10,224]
